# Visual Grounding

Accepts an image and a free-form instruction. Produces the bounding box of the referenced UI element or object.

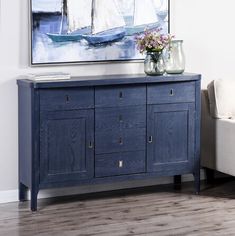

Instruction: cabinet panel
[147,103,195,173]
[40,109,94,184]
[95,105,146,154]
[95,151,146,177]
[147,82,195,104]
[95,128,146,154]
[40,87,94,111]
[95,85,146,108]
[95,106,146,131]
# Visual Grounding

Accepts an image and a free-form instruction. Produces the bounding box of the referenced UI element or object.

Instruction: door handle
[148,136,153,143]
[88,141,93,149]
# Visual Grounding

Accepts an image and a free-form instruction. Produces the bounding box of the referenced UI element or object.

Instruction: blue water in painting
[32,14,168,64]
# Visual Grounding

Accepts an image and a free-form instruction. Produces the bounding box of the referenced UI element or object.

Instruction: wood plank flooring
[1,179,235,236]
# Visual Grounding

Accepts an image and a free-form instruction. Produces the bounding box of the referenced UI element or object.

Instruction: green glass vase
[144,51,165,76]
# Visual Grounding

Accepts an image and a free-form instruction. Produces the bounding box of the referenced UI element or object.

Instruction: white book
[27,72,71,81]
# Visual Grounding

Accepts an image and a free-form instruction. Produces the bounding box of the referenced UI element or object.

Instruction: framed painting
[30,0,170,65]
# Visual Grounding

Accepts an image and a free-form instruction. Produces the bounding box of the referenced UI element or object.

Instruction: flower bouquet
[135,29,174,75]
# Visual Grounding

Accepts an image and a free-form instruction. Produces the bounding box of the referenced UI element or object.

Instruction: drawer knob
[119,137,123,145]
[170,89,174,96]
[119,160,123,168]
[119,91,123,99]
[65,95,70,102]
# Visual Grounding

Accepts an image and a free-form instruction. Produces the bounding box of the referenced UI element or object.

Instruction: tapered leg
[194,170,200,194]
[174,175,182,190]
[205,168,215,184]
[31,188,39,212]
[19,182,28,202]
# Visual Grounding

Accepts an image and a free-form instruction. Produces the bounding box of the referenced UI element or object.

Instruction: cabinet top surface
[17,73,201,89]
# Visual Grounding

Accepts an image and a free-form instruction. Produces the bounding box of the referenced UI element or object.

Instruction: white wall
[0,0,233,200]
[171,0,235,86]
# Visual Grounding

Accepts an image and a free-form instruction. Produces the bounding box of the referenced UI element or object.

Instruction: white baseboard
[0,189,18,204]
[0,171,205,204]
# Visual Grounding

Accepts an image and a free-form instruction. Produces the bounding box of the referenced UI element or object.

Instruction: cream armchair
[201,79,235,179]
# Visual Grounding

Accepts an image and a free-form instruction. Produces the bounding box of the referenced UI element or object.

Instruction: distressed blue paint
[17,73,201,211]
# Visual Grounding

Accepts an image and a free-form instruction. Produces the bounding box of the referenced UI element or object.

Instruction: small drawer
[95,106,146,131]
[95,85,146,108]
[40,88,94,110]
[95,151,146,177]
[95,128,146,154]
[147,82,195,104]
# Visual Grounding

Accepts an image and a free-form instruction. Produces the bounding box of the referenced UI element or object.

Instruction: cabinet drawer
[96,106,146,131]
[147,82,195,104]
[95,151,146,177]
[40,88,94,110]
[95,128,146,154]
[95,85,146,108]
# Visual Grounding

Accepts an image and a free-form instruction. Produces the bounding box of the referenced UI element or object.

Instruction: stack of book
[27,72,71,81]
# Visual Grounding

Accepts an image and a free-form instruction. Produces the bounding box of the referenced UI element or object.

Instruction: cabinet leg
[19,182,28,202]
[31,188,39,212]
[194,170,200,194]
[174,175,182,190]
[205,168,215,184]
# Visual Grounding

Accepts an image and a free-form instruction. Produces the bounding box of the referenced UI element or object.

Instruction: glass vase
[165,40,185,74]
[144,51,165,76]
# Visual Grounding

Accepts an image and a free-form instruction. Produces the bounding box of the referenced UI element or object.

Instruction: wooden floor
[1,179,235,236]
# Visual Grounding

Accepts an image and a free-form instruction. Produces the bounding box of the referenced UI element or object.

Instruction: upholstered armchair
[201,79,235,179]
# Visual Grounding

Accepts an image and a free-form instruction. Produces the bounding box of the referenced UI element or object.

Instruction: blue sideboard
[17,73,201,211]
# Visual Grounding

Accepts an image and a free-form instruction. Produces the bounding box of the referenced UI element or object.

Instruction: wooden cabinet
[147,103,195,173]
[40,109,94,184]
[17,73,201,211]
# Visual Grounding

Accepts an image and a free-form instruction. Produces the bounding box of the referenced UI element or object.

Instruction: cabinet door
[40,109,94,184]
[147,103,195,174]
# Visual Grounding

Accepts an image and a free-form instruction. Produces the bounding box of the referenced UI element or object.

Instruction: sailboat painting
[30,0,169,65]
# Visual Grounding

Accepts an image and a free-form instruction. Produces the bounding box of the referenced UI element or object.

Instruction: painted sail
[67,0,92,33]
[92,0,125,35]
[153,0,163,10]
[157,0,168,11]
[133,0,158,26]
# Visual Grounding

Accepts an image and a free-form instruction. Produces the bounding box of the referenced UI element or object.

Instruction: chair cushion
[207,79,235,119]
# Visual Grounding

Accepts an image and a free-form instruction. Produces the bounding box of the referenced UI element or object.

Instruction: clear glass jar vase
[144,51,165,76]
[165,40,185,74]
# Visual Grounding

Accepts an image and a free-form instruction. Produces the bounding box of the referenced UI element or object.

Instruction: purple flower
[135,28,174,53]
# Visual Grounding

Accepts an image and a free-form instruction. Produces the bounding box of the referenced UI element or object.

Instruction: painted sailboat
[155,0,168,21]
[47,0,92,42]
[82,0,126,45]
[125,0,159,36]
